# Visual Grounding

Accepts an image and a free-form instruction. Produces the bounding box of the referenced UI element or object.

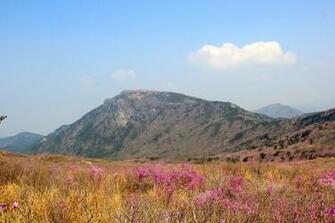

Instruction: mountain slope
[223,108,335,162]
[0,132,43,153]
[34,90,279,159]
[255,103,304,119]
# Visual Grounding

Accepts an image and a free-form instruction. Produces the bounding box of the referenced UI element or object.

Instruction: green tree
[0,115,6,124]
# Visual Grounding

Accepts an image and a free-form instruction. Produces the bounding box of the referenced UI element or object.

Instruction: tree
[0,115,6,124]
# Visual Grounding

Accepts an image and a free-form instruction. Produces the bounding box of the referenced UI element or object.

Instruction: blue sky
[1,0,335,136]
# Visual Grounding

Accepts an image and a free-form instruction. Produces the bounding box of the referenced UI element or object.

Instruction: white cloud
[110,69,137,81]
[189,41,296,70]
[80,75,95,84]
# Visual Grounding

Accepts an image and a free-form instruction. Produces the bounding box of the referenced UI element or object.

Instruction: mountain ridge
[254,103,304,119]
[0,132,43,153]
[33,90,277,159]
[32,90,335,160]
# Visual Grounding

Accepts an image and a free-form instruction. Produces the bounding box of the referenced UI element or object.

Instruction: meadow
[0,152,334,223]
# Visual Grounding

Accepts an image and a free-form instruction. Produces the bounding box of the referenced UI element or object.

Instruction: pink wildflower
[91,165,104,175]
[309,204,319,221]
[69,164,80,172]
[12,202,19,209]
[90,165,104,183]
[318,171,335,187]
[194,189,223,207]
[295,176,304,189]
[178,171,205,190]
[194,192,209,207]
[136,167,150,180]
[65,174,76,185]
[273,198,289,222]
[0,203,7,211]
[325,207,335,218]
[221,198,254,213]
[134,164,205,190]
[230,176,245,194]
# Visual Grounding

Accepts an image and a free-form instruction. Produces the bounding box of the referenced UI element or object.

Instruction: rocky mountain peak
[33,90,278,159]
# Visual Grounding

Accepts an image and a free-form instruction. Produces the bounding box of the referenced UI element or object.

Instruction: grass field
[0,152,334,222]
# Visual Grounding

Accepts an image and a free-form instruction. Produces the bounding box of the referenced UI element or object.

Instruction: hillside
[32,90,335,160]
[33,90,282,159]
[222,108,335,162]
[0,132,43,153]
[254,103,304,119]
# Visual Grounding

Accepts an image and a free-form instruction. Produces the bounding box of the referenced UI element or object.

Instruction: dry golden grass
[0,154,334,222]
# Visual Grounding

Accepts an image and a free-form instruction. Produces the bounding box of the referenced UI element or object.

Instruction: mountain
[32,90,335,160]
[0,132,43,153]
[254,103,304,119]
[33,90,283,159]
[224,108,335,162]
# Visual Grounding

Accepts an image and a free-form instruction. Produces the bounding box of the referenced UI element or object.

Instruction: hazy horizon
[1,0,335,137]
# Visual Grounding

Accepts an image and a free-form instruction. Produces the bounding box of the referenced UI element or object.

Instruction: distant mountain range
[254,103,304,119]
[32,90,335,160]
[0,132,43,153]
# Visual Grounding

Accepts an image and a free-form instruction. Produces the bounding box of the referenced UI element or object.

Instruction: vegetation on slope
[0,132,43,153]
[0,153,334,222]
[32,90,279,159]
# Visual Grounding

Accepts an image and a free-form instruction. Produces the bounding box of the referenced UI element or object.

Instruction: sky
[1,0,335,137]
